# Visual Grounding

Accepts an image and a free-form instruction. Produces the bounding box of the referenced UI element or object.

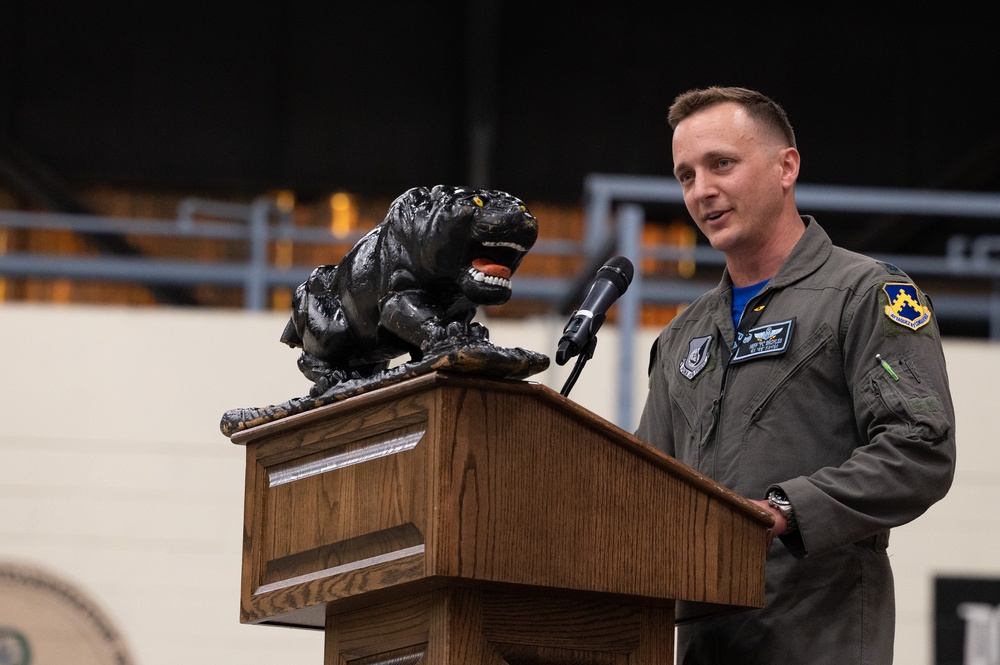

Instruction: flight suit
[636,217,956,664]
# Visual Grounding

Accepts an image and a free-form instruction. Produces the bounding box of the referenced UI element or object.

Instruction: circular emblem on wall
[0,561,134,665]
[0,628,31,665]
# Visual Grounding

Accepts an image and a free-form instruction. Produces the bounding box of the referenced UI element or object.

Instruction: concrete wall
[0,303,994,664]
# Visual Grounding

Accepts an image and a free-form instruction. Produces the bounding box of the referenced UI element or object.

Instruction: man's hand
[750,498,789,539]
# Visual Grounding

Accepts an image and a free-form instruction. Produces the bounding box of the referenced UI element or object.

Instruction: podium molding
[230,372,771,663]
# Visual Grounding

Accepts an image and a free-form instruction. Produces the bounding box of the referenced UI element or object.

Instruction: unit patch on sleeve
[882,282,931,330]
[730,318,795,364]
[679,335,713,379]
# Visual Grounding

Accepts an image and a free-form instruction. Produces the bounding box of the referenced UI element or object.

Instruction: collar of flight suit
[714,216,834,299]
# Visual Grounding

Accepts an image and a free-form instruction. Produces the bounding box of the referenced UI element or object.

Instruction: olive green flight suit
[636,217,956,664]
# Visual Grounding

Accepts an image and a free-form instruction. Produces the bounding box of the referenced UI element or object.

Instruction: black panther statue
[282,184,541,394]
[220,185,549,436]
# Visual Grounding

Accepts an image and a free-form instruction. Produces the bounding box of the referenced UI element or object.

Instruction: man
[635,86,956,663]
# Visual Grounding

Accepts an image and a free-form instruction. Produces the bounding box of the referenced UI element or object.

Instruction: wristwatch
[767,487,798,533]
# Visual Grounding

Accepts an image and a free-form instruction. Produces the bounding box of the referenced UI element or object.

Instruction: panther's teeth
[469,267,511,288]
[482,240,528,252]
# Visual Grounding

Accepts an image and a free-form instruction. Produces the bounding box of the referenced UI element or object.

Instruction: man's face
[671,102,791,256]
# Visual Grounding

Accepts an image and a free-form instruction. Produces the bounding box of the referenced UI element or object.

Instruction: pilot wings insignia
[753,325,783,342]
[731,318,795,364]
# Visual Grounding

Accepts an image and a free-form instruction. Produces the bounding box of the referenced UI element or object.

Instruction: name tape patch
[730,318,795,364]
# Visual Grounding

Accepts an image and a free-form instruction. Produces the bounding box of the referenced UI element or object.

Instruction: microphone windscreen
[596,256,635,295]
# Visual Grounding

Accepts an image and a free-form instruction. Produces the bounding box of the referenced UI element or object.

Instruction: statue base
[220,342,549,437]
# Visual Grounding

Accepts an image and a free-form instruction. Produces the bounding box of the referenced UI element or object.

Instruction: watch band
[767,487,798,533]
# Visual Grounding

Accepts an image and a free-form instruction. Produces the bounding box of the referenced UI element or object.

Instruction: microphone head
[597,256,635,295]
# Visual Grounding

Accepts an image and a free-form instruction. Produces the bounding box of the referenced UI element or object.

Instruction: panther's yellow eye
[519,205,526,212]
[473,196,484,207]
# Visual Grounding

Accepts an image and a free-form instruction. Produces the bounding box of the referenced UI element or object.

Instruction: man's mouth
[704,210,728,222]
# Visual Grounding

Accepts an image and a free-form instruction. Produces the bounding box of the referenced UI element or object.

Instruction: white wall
[0,303,994,664]
[0,304,322,664]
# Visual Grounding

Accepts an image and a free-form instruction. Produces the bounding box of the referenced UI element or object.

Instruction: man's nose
[690,172,719,200]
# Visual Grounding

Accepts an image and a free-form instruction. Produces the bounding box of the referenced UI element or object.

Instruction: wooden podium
[230,372,772,664]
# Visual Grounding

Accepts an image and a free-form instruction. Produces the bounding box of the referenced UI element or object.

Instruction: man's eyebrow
[702,149,731,162]
[674,150,734,177]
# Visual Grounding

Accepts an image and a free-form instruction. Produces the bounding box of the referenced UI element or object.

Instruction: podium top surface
[231,371,771,528]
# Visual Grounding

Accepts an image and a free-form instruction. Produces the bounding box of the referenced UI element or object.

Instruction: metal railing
[3,176,1000,427]
[582,174,1000,428]
[0,197,582,310]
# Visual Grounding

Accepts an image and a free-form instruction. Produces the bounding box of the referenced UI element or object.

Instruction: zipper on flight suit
[703,371,729,478]
[869,360,947,441]
[870,369,925,434]
[704,288,773,475]
[870,373,909,421]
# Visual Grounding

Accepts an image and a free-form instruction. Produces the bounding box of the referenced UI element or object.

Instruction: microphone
[556,256,635,365]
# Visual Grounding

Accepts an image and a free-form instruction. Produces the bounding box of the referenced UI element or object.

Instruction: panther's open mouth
[469,258,512,289]
[466,239,529,290]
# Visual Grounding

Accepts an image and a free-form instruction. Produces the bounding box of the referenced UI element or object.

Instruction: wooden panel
[325,588,672,665]
[236,372,771,630]
[430,381,768,608]
[327,593,431,665]
[240,388,437,625]
[262,422,427,576]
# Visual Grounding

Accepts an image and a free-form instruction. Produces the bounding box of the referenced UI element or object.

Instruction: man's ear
[779,147,800,188]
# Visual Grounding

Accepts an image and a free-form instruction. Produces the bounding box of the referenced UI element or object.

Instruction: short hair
[667,86,797,149]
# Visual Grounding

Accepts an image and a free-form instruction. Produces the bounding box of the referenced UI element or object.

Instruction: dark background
[2,2,999,257]
[934,576,1000,664]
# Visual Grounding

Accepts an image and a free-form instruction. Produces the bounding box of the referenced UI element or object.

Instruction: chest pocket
[743,323,837,426]
[707,324,843,491]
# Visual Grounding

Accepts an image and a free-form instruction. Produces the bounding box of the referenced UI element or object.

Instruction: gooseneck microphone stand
[559,335,598,397]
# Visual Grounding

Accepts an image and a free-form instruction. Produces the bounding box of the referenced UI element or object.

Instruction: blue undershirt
[732,279,770,331]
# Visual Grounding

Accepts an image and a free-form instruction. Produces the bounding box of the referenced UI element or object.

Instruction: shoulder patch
[882,282,931,330]
[679,335,713,380]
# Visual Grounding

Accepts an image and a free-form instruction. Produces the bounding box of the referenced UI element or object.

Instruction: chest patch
[731,318,795,364]
[679,335,713,379]
[882,282,931,330]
